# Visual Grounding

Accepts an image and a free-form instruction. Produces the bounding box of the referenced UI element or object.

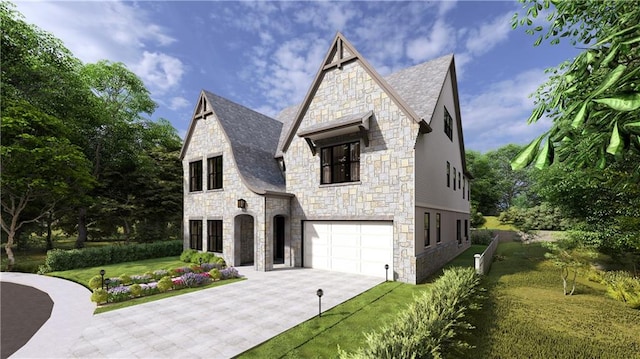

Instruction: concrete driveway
[4,266,382,358]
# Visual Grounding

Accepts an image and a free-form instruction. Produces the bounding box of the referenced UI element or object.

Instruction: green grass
[468,242,640,358]
[480,216,517,231]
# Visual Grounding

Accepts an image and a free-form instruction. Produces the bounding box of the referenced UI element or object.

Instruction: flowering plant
[220,267,240,280]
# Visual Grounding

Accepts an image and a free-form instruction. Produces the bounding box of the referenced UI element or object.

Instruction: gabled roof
[279,32,431,154]
[180,90,286,194]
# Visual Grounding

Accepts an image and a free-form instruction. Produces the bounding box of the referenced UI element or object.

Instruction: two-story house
[180,33,471,284]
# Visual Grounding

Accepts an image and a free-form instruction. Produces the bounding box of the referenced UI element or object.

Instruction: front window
[207,156,223,190]
[424,213,431,247]
[207,220,223,252]
[189,220,203,250]
[321,141,360,184]
[189,160,203,192]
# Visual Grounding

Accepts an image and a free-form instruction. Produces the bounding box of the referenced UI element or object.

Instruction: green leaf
[600,44,619,68]
[621,35,640,45]
[571,102,588,129]
[511,134,544,170]
[624,121,640,135]
[593,93,640,111]
[592,64,627,98]
[534,35,543,46]
[606,122,623,155]
[534,138,554,169]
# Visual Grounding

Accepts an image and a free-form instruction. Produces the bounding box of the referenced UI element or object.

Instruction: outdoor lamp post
[316,289,324,318]
[384,264,389,282]
[100,269,106,289]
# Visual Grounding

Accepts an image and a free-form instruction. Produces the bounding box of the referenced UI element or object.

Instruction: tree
[486,144,536,211]
[542,237,597,295]
[511,0,640,173]
[1,99,93,269]
[466,150,501,216]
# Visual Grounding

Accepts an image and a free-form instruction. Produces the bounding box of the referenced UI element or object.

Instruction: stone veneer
[284,58,421,283]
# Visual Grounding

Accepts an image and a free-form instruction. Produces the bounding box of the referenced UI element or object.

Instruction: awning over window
[297,110,372,154]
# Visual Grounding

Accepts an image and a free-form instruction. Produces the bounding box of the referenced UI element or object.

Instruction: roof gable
[280,32,429,154]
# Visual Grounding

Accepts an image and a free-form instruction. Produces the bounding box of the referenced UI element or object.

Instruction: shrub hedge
[41,240,183,272]
[339,267,482,359]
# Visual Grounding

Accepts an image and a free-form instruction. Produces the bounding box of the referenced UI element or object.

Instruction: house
[180,33,471,284]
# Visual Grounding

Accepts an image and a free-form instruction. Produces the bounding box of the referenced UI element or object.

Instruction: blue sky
[14,0,580,153]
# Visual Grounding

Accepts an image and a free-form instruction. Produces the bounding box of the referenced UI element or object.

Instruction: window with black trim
[189,220,203,250]
[465,219,469,241]
[457,219,462,245]
[189,160,203,192]
[207,156,223,190]
[436,213,441,243]
[321,141,360,184]
[444,107,453,141]
[446,162,450,187]
[207,220,223,252]
[458,171,461,189]
[463,177,466,199]
[453,167,456,191]
[424,212,431,247]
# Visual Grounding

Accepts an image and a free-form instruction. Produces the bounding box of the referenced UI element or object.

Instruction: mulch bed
[1,281,54,359]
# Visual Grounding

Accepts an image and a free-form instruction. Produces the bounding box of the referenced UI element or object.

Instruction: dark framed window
[463,177,466,199]
[453,167,456,191]
[207,220,223,252]
[189,220,203,250]
[467,181,470,201]
[321,141,360,184]
[457,219,462,245]
[458,171,461,189]
[189,160,203,192]
[444,107,453,140]
[465,219,469,241]
[424,212,431,247]
[446,162,450,187]
[207,156,223,190]
[436,213,441,243]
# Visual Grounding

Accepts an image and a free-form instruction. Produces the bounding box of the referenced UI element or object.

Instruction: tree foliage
[511,0,640,173]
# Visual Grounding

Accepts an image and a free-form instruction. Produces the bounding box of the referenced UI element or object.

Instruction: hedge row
[41,240,183,272]
[340,267,482,359]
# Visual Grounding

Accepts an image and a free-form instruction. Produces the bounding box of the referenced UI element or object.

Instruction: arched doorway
[273,215,285,264]
[235,214,254,265]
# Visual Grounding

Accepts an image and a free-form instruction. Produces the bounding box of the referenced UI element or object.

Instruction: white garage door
[303,221,393,278]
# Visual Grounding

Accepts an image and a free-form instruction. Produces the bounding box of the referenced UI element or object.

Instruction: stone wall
[284,60,421,283]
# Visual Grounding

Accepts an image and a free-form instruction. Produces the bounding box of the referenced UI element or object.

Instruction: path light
[316,289,324,318]
[385,264,389,282]
[100,269,106,290]
[199,257,203,266]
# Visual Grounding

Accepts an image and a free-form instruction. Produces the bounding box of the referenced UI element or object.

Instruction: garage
[303,221,393,278]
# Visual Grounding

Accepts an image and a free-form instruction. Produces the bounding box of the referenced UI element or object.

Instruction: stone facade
[284,60,421,283]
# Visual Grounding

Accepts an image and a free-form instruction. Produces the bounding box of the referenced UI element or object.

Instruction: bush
[129,283,142,297]
[471,229,494,245]
[209,268,221,281]
[119,274,132,285]
[499,203,573,231]
[88,275,103,290]
[340,267,482,359]
[91,288,108,304]
[157,276,173,292]
[180,249,197,263]
[471,206,486,228]
[43,240,183,272]
[220,267,240,280]
[601,271,640,309]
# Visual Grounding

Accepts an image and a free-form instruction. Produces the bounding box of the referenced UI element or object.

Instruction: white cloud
[132,52,184,94]
[438,0,458,16]
[168,97,191,111]
[464,12,513,56]
[461,68,550,152]
[406,19,455,63]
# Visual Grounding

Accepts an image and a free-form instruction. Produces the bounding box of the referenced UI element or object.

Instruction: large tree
[511,0,640,173]
[1,99,93,269]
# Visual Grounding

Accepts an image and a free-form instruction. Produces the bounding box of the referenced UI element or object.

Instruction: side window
[457,220,462,245]
[424,212,431,247]
[189,160,203,192]
[446,162,450,188]
[436,213,441,243]
[444,107,453,141]
[453,167,456,191]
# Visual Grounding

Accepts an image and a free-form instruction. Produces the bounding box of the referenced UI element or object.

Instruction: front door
[274,216,285,264]
[238,215,254,265]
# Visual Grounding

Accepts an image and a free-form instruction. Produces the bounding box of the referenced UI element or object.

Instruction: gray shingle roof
[384,54,453,125]
[203,91,286,194]
[275,104,300,158]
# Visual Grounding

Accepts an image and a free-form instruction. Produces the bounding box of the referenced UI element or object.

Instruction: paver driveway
[6,266,382,358]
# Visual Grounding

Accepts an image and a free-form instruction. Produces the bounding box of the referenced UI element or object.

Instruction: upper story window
[189,160,203,192]
[207,156,223,190]
[444,107,453,141]
[446,161,450,187]
[321,141,360,184]
[458,171,461,189]
[453,167,457,191]
[463,177,466,199]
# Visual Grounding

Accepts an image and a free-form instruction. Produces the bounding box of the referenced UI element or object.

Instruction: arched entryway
[273,215,285,264]
[235,214,254,265]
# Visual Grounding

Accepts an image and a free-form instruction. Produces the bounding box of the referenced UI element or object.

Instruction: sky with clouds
[14,0,580,153]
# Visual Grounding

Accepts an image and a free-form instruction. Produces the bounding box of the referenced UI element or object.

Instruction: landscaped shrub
[209,268,221,281]
[108,285,131,302]
[220,267,240,280]
[129,284,142,297]
[157,276,173,292]
[140,282,159,295]
[471,229,494,245]
[339,267,482,359]
[179,272,211,287]
[88,275,103,290]
[91,289,107,304]
[152,269,169,280]
[42,240,183,272]
[601,271,640,309]
[499,203,574,231]
[180,249,197,263]
[130,274,152,284]
[119,274,132,285]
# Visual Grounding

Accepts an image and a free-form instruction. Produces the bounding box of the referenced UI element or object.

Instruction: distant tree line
[1,2,183,269]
